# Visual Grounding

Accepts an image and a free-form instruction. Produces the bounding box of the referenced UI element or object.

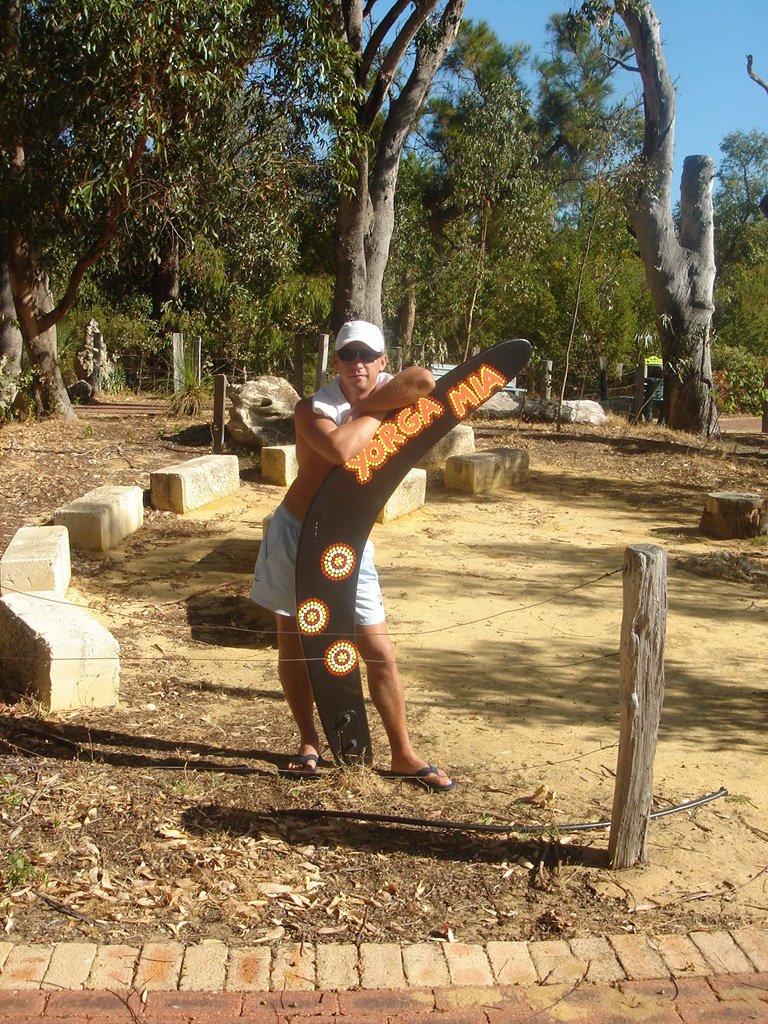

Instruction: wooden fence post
[631,361,647,422]
[212,374,227,454]
[172,333,184,393]
[609,544,667,869]
[316,334,329,392]
[599,355,608,403]
[543,360,553,399]
[193,335,202,386]
[293,333,304,397]
[762,370,768,434]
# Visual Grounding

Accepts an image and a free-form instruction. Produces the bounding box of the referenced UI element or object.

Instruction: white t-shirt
[312,373,393,426]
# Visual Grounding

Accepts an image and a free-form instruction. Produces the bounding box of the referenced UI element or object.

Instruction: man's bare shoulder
[293,396,317,428]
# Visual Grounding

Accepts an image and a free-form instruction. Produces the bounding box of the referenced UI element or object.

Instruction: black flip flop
[278,753,320,781]
[381,765,456,792]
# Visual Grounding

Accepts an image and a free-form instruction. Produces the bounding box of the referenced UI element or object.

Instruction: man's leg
[356,622,453,789]
[276,613,320,773]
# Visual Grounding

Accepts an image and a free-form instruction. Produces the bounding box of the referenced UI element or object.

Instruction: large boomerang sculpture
[294,338,532,765]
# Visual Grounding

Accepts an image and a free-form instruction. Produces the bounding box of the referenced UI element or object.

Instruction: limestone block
[54,485,144,551]
[418,424,475,468]
[375,468,426,524]
[0,592,119,710]
[0,526,71,598]
[445,448,529,494]
[699,491,768,539]
[261,445,299,487]
[150,454,240,513]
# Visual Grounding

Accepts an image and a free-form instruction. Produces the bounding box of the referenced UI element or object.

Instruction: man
[251,320,454,791]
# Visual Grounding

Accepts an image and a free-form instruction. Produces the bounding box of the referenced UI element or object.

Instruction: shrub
[711,344,768,415]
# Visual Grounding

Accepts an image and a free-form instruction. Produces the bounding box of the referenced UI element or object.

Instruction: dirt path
[1,410,767,947]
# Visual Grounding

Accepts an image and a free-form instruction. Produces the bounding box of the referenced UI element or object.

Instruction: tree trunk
[331,0,467,333]
[0,235,23,378]
[394,274,416,359]
[151,232,181,320]
[333,150,372,328]
[616,0,718,437]
[6,233,74,419]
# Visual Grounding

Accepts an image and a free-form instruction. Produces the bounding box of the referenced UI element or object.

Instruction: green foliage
[713,130,768,360]
[711,344,768,414]
[2,850,47,893]
[2,1,761,415]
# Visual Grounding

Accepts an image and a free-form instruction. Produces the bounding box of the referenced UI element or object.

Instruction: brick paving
[0,931,765,1021]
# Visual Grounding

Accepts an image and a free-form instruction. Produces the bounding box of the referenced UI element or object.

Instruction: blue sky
[465,0,767,193]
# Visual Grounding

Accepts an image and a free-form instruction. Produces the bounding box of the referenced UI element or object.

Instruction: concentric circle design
[297,598,330,635]
[321,543,356,581]
[324,640,359,676]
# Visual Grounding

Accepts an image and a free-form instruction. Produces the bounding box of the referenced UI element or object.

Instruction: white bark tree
[330,0,467,333]
[616,0,718,435]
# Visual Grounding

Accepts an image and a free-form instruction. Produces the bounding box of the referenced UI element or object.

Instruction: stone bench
[261,445,299,487]
[0,525,71,598]
[699,492,768,539]
[445,448,529,494]
[150,454,240,513]
[417,424,475,468]
[0,592,119,711]
[54,485,144,551]
[376,468,426,523]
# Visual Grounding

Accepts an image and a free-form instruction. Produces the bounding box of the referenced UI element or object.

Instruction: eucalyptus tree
[385,20,548,362]
[575,0,719,435]
[327,0,467,333]
[0,0,354,415]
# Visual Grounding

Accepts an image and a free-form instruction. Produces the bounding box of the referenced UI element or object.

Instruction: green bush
[711,343,768,414]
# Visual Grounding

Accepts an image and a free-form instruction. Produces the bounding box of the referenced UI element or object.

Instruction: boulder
[226,376,301,447]
[67,379,94,404]
[472,392,522,420]
[521,398,607,425]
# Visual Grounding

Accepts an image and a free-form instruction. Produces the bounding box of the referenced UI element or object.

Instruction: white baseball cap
[334,320,386,354]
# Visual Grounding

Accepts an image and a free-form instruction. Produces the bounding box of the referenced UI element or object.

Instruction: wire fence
[0,565,624,667]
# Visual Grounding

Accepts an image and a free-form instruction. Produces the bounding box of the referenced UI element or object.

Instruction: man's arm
[350,366,434,417]
[295,367,435,466]
[294,398,386,465]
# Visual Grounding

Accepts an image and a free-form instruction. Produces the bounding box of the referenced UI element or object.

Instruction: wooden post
[543,360,553,399]
[599,355,608,403]
[212,374,227,454]
[632,361,646,421]
[609,544,667,869]
[293,333,304,397]
[172,333,184,393]
[762,371,768,434]
[316,333,329,392]
[193,335,202,386]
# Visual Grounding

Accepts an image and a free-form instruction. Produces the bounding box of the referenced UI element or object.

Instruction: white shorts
[250,503,385,625]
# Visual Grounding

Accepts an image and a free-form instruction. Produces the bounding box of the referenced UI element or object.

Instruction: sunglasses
[337,347,382,363]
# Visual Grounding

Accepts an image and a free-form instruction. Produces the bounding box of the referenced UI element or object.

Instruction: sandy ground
[1,410,767,942]
[82,433,768,920]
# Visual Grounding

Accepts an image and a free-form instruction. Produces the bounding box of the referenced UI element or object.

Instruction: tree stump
[609,545,667,869]
[699,492,768,539]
